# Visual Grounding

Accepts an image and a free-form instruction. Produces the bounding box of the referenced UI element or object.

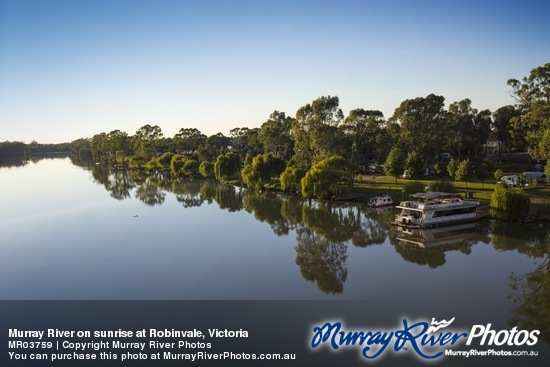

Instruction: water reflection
[76,164,549,303]
[492,221,550,344]
[392,223,491,268]
[511,257,550,344]
[0,153,69,168]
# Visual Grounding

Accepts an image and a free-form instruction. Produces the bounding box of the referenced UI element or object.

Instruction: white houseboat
[368,194,394,207]
[394,192,479,228]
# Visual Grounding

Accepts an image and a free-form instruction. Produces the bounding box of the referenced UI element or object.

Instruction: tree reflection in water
[172,180,203,208]
[78,166,549,309]
[295,226,348,294]
[134,178,166,206]
[491,222,550,344]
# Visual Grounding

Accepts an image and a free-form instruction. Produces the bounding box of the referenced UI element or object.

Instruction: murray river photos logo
[310,317,540,361]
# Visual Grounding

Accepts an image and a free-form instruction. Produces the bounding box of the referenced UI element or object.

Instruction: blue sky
[0,0,548,143]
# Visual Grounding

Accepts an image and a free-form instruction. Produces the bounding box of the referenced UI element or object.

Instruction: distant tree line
[0,141,70,158]
[69,63,549,198]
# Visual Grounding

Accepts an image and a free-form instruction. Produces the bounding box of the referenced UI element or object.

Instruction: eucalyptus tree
[133,124,163,159]
[404,151,424,179]
[70,138,92,160]
[391,94,447,160]
[493,105,518,159]
[472,109,492,157]
[447,99,477,158]
[207,133,230,150]
[507,63,550,160]
[258,110,294,160]
[374,122,401,163]
[292,95,345,168]
[106,129,130,164]
[341,109,385,171]
[90,132,108,162]
[173,128,206,155]
[229,127,262,156]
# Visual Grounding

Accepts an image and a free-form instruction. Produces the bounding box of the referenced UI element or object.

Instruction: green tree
[229,127,262,156]
[199,161,215,178]
[341,109,386,172]
[214,152,242,182]
[107,130,130,164]
[472,109,492,157]
[197,143,219,163]
[292,95,345,167]
[507,63,550,160]
[70,138,92,160]
[455,159,471,187]
[90,132,108,162]
[492,105,522,160]
[405,151,424,179]
[434,160,447,178]
[391,94,447,159]
[301,156,354,198]
[539,128,550,161]
[383,147,405,183]
[170,154,188,177]
[258,111,294,159]
[280,159,307,193]
[490,186,530,221]
[447,99,476,158]
[241,153,285,190]
[173,128,206,154]
[133,124,163,159]
[183,159,200,178]
[447,158,459,180]
[157,152,175,171]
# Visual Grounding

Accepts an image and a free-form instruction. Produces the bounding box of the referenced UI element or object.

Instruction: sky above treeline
[0,0,548,144]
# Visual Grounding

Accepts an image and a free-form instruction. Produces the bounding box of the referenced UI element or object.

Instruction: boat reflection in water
[396,222,480,249]
[393,221,490,268]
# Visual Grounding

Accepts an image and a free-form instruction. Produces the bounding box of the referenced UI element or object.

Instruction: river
[0,156,548,347]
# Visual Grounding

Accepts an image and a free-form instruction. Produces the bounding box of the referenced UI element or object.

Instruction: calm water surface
[0,157,548,337]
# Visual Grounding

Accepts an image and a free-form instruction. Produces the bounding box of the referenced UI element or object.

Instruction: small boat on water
[394,192,480,228]
[368,194,394,207]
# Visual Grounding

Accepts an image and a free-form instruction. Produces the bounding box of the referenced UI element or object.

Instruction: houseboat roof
[410,192,461,200]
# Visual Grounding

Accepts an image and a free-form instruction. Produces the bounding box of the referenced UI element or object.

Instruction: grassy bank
[352,175,550,218]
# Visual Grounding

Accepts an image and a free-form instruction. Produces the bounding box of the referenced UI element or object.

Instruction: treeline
[70,63,550,198]
[0,141,70,157]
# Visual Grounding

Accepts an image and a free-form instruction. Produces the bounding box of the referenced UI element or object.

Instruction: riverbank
[351,174,550,223]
